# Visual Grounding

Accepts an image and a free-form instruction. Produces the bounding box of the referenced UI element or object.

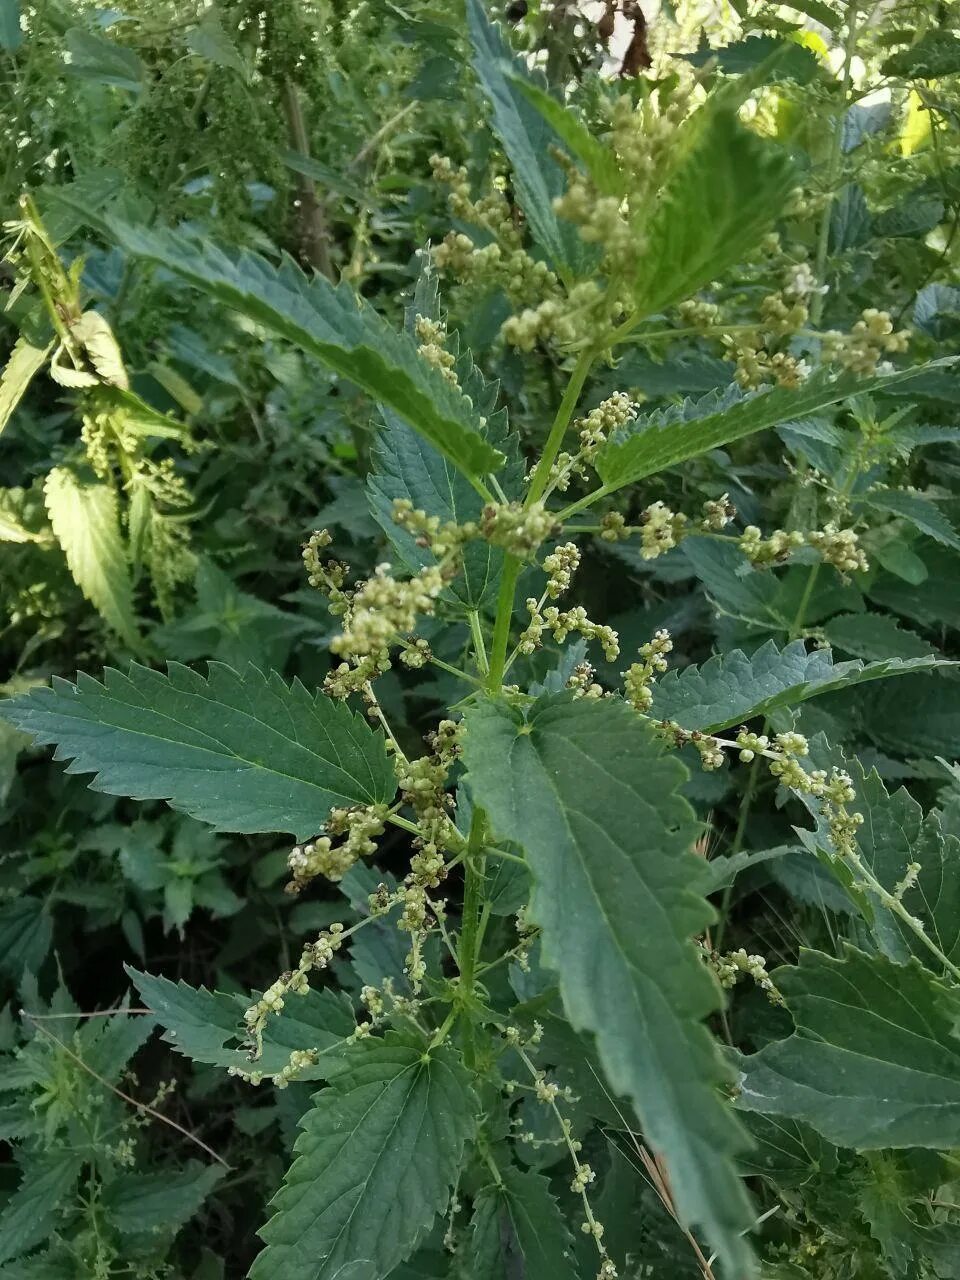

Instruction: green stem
[525,347,597,506]
[810,0,861,327]
[457,807,488,1069]
[556,484,614,523]
[486,554,522,692]
[486,350,596,690]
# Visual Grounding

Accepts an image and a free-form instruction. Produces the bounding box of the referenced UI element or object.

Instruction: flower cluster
[414,314,458,387]
[547,393,637,493]
[392,497,476,560]
[739,525,805,567]
[806,522,869,573]
[241,924,346,1060]
[599,494,735,553]
[566,659,604,700]
[481,501,559,559]
[390,720,465,987]
[822,308,910,376]
[703,945,782,1004]
[739,522,867,573]
[521,601,620,661]
[286,802,388,893]
[331,562,446,659]
[542,542,580,597]
[623,629,673,713]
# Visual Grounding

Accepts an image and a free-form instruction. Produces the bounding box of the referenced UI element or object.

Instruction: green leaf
[0,898,52,980]
[857,672,960,758]
[64,27,145,91]
[629,103,796,319]
[465,1165,579,1280]
[873,537,929,585]
[821,612,936,661]
[108,224,505,485]
[697,846,792,896]
[869,543,960,628]
[508,76,622,195]
[102,1160,225,1234]
[738,947,960,1149]
[1,663,397,840]
[462,693,755,1276]
[127,967,355,1078]
[0,335,53,435]
[683,33,822,81]
[682,537,784,629]
[465,0,586,274]
[595,361,956,491]
[0,1153,84,1264]
[782,0,840,30]
[862,488,960,551]
[0,0,22,51]
[43,466,139,649]
[250,1034,477,1280]
[882,31,960,79]
[368,281,523,611]
[185,10,247,77]
[738,1113,837,1188]
[649,638,949,733]
[836,759,960,966]
[282,150,367,203]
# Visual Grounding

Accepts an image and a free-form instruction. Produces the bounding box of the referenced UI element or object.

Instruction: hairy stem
[457,806,488,1068]
[525,346,596,505]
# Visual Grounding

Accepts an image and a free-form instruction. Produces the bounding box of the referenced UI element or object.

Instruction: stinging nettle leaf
[102,1160,225,1235]
[1,662,397,841]
[0,334,54,436]
[649,638,951,733]
[368,287,523,610]
[108,224,505,485]
[43,465,140,649]
[465,1164,579,1280]
[628,102,797,320]
[738,946,960,1149]
[465,0,588,275]
[595,360,957,491]
[463,693,756,1277]
[861,487,960,552]
[127,966,356,1079]
[821,612,936,662]
[835,759,960,967]
[250,1034,477,1280]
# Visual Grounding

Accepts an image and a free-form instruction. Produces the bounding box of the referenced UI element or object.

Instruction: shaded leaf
[127,967,355,1080]
[1,663,397,840]
[738,947,960,1149]
[596,362,955,491]
[103,1160,225,1234]
[109,225,505,484]
[465,1164,579,1280]
[821,612,936,661]
[465,0,586,274]
[862,488,960,551]
[649,638,949,733]
[0,1153,84,1264]
[0,898,52,980]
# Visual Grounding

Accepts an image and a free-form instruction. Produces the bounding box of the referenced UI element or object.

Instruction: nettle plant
[6,5,960,1278]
